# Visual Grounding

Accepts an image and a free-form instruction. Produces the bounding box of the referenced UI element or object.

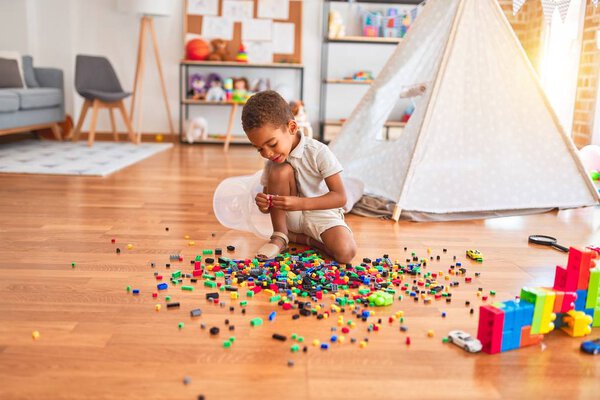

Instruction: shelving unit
[319,0,422,142]
[179,60,304,150]
[180,0,304,150]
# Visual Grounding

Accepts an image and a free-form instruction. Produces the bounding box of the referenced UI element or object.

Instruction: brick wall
[498,0,544,72]
[572,1,600,147]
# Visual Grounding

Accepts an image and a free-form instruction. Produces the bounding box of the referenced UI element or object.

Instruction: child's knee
[267,163,294,183]
[332,242,356,264]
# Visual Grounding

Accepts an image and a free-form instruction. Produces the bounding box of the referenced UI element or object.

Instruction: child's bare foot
[256,232,288,260]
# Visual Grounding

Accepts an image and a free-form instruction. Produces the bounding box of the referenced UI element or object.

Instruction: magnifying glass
[528,235,569,253]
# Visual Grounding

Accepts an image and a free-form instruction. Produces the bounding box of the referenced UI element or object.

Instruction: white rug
[0,140,173,176]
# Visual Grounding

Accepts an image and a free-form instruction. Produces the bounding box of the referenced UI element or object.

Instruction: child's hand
[255,193,270,213]
[271,195,303,211]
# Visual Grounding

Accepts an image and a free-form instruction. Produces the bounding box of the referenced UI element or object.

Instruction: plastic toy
[186,38,211,61]
[466,249,483,262]
[232,77,250,103]
[476,247,598,354]
[581,338,600,355]
[208,39,228,62]
[447,330,482,352]
[236,44,248,63]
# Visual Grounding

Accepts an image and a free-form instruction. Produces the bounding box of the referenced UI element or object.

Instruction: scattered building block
[560,310,593,337]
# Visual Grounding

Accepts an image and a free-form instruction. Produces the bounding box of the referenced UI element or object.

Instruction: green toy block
[585,268,600,309]
[290,344,299,352]
[203,249,213,255]
[204,281,216,288]
[181,286,194,291]
[240,301,247,306]
[223,340,231,348]
[246,291,254,297]
[171,270,181,279]
[250,318,263,327]
[520,288,545,334]
[593,308,600,328]
[215,271,225,277]
[368,291,393,307]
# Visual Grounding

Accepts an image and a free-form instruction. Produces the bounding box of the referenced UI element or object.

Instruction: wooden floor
[0,143,598,400]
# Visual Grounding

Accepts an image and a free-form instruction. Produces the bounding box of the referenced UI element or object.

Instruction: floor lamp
[118,0,175,141]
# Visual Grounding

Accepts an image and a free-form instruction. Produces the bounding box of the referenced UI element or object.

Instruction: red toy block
[520,325,543,347]
[193,270,203,277]
[477,305,505,354]
[252,286,262,294]
[566,247,595,290]
[553,265,567,291]
[194,261,201,270]
[561,292,577,312]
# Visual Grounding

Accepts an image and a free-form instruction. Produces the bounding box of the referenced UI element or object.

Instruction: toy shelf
[324,79,374,85]
[327,36,402,44]
[322,119,406,143]
[179,61,304,151]
[180,60,304,69]
[324,119,406,127]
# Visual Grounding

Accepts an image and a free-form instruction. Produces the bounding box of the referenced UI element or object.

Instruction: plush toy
[208,39,228,62]
[205,73,226,102]
[188,74,206,100]
[232,77,250,103]
[290,100,313,138]
[186,116,208,143]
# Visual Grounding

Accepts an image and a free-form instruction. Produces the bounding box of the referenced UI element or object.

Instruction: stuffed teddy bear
[208,39,228,61]
[186,116,208,143]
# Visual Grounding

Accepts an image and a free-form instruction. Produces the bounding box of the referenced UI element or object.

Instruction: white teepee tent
[329,0,599,221]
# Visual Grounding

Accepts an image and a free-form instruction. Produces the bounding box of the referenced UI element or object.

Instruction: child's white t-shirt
[260,133,343,198]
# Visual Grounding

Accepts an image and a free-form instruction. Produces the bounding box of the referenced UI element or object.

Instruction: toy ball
[579,145,600,172]
[186,39,211,61]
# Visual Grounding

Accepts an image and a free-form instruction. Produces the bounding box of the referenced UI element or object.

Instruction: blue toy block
[575,289,588,311]
[501,329,520,352]
[157,283,168,290]
[516,301,534,327]
[584,308,595,319]
[499,301,517,331]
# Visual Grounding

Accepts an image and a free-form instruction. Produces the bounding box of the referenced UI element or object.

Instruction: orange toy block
[560,310,593,337]
[520,326,543,347]
[552,290,564,313]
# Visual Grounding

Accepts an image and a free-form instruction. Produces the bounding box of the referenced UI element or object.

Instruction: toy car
[580,338,600,355]
[448,330,482,353]
[466,249,483,262]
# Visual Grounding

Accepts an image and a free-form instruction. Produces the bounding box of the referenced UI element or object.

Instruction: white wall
[0,0,325,137]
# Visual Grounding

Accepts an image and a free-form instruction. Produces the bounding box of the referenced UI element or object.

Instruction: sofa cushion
[12,88,62,110]
[0,58,24,88]
[22,56,40,88]
[0,90,19,113]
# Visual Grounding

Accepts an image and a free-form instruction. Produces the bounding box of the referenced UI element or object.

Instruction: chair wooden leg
[118,101,137,144]
[50,123,62,141]
[87,100,100,147]
[109,108,118,142]
[72,99,90,142]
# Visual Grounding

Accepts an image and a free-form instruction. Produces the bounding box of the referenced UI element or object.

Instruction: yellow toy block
[230,292,238,300]
[538,288,557,334]
[561,310,593,337]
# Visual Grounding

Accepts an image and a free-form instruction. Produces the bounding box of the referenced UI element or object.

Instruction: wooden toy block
[477,305,504,354]
[560,310,593,337]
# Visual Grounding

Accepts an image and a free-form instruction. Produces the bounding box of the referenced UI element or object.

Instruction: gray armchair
[71,55,137,147]
[0,55,64,139]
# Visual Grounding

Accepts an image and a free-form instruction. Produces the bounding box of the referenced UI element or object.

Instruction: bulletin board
[183,0,302,64]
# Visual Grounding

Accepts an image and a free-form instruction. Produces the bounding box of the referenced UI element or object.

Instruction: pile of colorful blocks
[477,247,599,354]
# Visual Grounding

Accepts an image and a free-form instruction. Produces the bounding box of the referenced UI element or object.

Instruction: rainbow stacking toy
[477,247,599,354]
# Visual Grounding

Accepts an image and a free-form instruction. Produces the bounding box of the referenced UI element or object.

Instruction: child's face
[247,120,299,164]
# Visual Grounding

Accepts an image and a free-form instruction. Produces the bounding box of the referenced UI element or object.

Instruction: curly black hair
[241,90,294,132]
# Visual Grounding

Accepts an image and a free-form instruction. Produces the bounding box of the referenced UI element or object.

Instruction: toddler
[241,91,357,263]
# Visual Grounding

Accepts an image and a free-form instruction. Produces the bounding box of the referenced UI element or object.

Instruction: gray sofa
[0,55,64,138]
